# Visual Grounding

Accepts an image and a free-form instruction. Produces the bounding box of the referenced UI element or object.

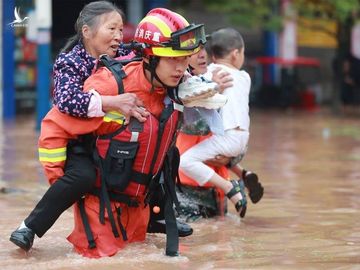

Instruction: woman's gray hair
[62,1,124,53]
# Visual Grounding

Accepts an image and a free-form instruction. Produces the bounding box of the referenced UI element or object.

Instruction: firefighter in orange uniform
[38,8,206,258]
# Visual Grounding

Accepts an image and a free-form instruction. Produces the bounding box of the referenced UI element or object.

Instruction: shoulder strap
[98,54,127,94]
[167,86,183,105]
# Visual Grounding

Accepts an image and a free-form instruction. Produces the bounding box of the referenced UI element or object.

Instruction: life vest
[94,103,179,197]
[74,55,183,257]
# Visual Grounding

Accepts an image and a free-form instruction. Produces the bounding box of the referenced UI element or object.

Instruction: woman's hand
[211,67,233,93]
[101,93,150,124]
[205,154,231,167]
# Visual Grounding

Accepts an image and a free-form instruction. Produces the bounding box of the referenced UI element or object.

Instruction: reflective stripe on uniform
[39,147,67,162]
[103,111,125,125]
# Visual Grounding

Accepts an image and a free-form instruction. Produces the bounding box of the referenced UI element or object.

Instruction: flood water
[0,108,359,270]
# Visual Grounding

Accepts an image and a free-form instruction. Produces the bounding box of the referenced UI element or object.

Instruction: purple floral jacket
[52,42,128,117]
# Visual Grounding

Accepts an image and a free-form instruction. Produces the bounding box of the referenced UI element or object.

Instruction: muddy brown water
[0,108,359,270]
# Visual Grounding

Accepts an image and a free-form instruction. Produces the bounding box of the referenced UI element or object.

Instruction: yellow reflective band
[141,15,172,38]
[103,111,125,125]
[152,46,200,57]
[38,147,67,162]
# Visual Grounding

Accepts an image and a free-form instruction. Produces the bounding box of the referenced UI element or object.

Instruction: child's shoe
[226,180,247,218]
[178,76,219,103]
[184,93,227,109]
[242,172,264,204]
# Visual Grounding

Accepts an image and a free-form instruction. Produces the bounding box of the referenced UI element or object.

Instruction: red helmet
[134,8,206,57]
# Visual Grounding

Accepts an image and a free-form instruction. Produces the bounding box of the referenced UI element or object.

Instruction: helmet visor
[166,24,207,51]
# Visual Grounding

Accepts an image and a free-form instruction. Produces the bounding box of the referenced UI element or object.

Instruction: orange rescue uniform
[38,61,179,257]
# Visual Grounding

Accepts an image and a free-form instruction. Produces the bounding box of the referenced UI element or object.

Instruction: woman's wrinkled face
[153,56,191,87]
[83,11,123,58]
[189,47,208,75]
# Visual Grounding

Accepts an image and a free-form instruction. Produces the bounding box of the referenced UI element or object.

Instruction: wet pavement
[0,108,359,270]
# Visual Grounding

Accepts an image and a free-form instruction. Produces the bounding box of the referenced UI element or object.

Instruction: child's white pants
[179,129,249,186]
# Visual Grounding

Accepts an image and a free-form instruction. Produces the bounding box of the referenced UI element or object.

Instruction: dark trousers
[25,150,96,237]
[25,147,163,238]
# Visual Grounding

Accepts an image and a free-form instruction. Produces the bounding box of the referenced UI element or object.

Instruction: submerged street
[0,108,359,269]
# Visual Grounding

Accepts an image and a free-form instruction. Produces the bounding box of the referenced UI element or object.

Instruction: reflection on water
[1,109,359,269]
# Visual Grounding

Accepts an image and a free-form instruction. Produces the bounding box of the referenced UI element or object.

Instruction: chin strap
[188,65,195,76]
[143,56,173,92]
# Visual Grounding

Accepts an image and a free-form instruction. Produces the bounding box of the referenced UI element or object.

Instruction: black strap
[131,171,152,185]
[98,55,127,94]
[118,56,142,66]
[143,107,173,203]
[78,197,96,249]
[116,207,128,241]
[163,146,182,256]
[98,125,127,140]
[169,114,184,193]
[67,134,95,156]
[128,118,144,132]
[163,148,180,211]
[163,180,179,256]
[102,182,120,238]
[226,180,242,199]
[146,104,175,189]
[101,154,121,238]
[90,188,139,207]
[144,105,178,206]
[93,147,120,238]
[143,56,161,91]
[167,86,183,104]
[144,172,161,206]
[92,148,105,224]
